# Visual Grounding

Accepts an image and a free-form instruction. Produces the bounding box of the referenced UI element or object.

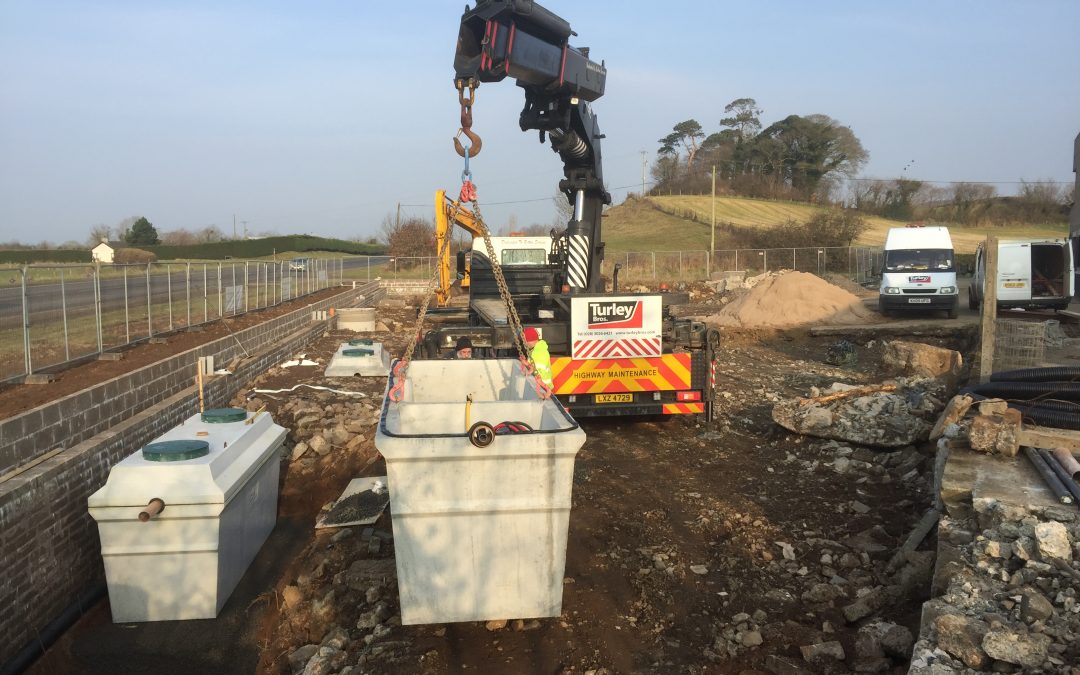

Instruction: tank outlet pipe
[1051,447,1080,480]
[1039,449,1080,504]
[138,498,165,522]
[1024,447,1074,505]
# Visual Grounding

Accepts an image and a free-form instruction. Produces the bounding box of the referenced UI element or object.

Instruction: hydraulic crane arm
[454,0,611,293]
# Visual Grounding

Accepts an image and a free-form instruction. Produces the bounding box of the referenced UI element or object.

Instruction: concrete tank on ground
[88,408,286,622]
[375,359,586,625]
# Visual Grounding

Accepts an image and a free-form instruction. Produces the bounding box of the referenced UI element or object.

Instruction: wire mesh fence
[608,246,883,284]
[0,258,348,382]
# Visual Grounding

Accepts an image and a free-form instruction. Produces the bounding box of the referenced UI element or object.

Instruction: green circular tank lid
[142,439,210,462]
[343,348,374,357]
[348,338,374,346]
[201,407,247,423]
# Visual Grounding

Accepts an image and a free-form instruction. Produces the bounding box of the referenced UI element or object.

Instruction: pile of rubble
[912,506,1079,673]
[772,341,963,448]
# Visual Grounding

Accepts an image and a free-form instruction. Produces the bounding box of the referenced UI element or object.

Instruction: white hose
[251,384,368,397]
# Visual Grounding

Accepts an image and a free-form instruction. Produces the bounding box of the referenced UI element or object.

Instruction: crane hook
[453,79,482,158]
[454,128,482,159]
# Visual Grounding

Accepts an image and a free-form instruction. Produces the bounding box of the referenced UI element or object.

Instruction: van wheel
[947,305,958,319]
[968,287,980,311]
[878,299,891,317]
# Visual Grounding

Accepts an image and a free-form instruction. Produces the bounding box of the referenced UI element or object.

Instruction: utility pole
[233,214,237,240]
[241,221,249,239]
[640,151,647,197]
[710,165,716,278]
[396,202,401,229]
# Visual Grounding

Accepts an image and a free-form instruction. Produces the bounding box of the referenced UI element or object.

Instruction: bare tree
[552,187,575,229]
[380,213,435,261]
[161,228,199,245]
[86,224,112,247]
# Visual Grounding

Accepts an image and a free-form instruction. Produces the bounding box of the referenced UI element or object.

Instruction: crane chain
[389,209,458,401]
[469,197,529,362]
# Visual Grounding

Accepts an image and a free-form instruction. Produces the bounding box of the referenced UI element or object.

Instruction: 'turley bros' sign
[571,296,662,359]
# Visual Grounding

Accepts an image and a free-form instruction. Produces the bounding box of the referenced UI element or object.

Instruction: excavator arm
[435,189,487,307]
[453,0,611,293]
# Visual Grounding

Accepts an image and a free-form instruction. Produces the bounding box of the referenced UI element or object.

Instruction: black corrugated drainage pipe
[990,366,1080,383]
[963,382,1080,401]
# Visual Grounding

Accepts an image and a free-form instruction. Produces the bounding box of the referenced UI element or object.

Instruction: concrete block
[324,342,391,377]
[968,409,1021,456]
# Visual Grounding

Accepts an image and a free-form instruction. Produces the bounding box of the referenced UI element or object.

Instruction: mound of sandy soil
[702,271,879,328]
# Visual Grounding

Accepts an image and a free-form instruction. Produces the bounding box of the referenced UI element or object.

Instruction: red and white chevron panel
[572,337,661,359]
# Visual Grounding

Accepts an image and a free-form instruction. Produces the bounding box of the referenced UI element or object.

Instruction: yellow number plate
[595,393,633,404]
[1003,282,1026,288]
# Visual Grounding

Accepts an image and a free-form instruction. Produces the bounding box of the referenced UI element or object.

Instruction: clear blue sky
[1,1,1078,245]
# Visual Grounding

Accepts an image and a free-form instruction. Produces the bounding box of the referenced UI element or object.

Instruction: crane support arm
[454,0,610,293]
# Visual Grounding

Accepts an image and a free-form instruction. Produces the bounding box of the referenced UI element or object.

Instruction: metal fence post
[123,265,130,343]
[244,262,250,313]
[792,248,796,270]
[735,249,739,271]
[186,263,191,328]
[60,268,70,362]
[94,264,103,354]
[217,263,223,318]
[651,252,656,279]
[146,263,153,338]
[167,263,173,331]
[21,266,31,376]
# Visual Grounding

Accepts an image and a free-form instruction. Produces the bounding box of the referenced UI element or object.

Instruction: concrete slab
[97,353,123,361]
[324,342,390,377]
[940,449,1068,522]
[315,475,388,529]
[24,374,56,385]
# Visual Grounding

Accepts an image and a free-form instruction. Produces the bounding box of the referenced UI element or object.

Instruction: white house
[91,239,115,264]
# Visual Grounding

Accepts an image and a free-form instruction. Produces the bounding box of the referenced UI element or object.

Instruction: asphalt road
[0,256,388,328]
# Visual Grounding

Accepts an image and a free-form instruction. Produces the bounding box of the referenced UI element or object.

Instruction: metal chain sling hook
[453,79,482,159]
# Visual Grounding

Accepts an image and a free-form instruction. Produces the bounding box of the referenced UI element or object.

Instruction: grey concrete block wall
[0,280,396,668]
[0,283,378,477]
[0,318,331,667]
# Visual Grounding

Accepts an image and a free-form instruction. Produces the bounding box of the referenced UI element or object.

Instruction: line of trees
[854,178,1070,225]
[653,98,869,203]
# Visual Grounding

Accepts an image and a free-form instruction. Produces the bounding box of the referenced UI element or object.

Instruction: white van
[878,226,959,318]
[969,239,1074,311]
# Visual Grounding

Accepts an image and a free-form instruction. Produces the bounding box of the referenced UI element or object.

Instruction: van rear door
[997,243,1031,302]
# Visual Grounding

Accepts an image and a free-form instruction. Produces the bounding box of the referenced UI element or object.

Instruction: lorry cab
[878,226,958,319]
[970,239,1074,311]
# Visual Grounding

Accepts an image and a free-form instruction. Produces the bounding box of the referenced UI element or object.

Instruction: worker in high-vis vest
[523,327,553,389]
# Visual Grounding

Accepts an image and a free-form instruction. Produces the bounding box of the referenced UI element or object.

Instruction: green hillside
[601,196,1069,254]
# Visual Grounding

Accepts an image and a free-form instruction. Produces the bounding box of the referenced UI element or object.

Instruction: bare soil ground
[29,285,977,674]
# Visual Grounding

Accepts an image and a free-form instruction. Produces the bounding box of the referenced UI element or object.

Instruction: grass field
[619,195,1070,253]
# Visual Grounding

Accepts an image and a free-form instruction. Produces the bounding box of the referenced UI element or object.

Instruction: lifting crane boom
[454,0,611,293]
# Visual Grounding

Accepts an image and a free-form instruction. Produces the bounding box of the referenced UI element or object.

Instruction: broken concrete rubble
[967,408,1022,457]
[772,378,946,448]
[913,442,1080,675]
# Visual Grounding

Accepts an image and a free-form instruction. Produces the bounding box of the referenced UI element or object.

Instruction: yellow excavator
[434,188,486,307]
